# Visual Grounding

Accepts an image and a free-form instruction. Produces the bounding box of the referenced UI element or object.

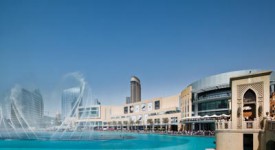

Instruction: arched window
[266,140,275,150]
[243,89,256,121]
[243,89,256,103]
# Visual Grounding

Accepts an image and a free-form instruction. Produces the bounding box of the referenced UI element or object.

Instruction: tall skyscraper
[10,88,44,128]
[61,87,82,120]
[125,96,130,104]
[130,76,141,103]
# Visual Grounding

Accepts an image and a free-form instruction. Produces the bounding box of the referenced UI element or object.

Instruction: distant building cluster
[65,70,275,133]
[10,89,44,128]
[2,69,275,141]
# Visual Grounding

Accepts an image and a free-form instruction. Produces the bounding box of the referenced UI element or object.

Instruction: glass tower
[61,87,81,120]
[10,88,44,128]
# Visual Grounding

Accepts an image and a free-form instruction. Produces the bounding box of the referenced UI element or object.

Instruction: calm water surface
[0,131,215,150]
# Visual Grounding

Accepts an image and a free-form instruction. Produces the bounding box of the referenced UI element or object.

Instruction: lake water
[0,131,215,150]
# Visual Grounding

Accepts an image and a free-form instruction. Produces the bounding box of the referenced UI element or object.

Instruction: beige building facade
[180,86,192,130]
[216,71,272,150]
[270,92,275,117]
[72,70,275,149]
[76,94,181,131]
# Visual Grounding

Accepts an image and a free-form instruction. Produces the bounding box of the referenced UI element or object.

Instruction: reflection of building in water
[61,87,82,120]
[10,88,44,128]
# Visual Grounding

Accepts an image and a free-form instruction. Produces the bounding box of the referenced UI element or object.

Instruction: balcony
[216,120,259,130]
[242,120,258,129]
[216,120,232,130]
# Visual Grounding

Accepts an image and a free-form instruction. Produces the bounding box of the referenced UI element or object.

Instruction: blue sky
[0,0,275,115]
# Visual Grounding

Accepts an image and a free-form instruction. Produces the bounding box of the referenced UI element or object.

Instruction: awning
[221,114,230,117]
[243,106,252,110]
[210,114,219,118]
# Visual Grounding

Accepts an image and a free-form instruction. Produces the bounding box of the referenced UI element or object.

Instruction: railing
[184,119,216,123]
[242,120,258,129]
[243,98,256,103]
[215,120,232,130]
[215,120,259,130]
[197,93,230,102]
[267,120,275,131]
[171,121,178,124]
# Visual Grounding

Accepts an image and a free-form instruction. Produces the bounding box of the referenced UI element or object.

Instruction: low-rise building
[73,69,275,137]
[75,95,181,131]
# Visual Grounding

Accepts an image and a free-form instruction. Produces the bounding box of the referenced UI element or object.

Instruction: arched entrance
[243,89,256,121]
[266,140,275,150]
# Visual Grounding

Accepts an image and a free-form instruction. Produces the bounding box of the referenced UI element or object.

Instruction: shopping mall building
[74,69,275,132]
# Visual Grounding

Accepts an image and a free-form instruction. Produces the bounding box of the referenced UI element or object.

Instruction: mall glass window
[154,119,160,124]
[171,117,178,123]
[198,110,228,116]
[198,99,228,111]
[155,100,160,110]
[78,107,99,119]
[124,107,128,114]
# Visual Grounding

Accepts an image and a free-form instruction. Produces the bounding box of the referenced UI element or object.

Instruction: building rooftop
[131,76,140,83]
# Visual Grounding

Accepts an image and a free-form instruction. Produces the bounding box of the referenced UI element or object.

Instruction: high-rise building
[54,112,62,126]
[10,88,44,128]
[61,87,81,120]
[125,97,130,104]
[130,76,141,103]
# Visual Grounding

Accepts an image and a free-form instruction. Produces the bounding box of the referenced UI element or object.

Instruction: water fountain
[0,72,129,141]
[0,72,216,150]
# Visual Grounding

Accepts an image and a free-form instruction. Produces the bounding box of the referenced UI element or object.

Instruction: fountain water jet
[0,72,126,141]
[51,72,96,140]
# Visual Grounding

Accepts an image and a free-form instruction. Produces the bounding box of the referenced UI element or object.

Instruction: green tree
[123,121,128,130]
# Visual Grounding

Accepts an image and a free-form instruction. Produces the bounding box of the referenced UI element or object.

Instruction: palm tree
[129,120,134,130]
[135,120,140,130]
[162,118,169,132]
[118,121,122,130]
[107,122,112,129]
[154,119,161,131]
[123,121,128,130]
[112,121,117,130]
[147,119,153,131]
